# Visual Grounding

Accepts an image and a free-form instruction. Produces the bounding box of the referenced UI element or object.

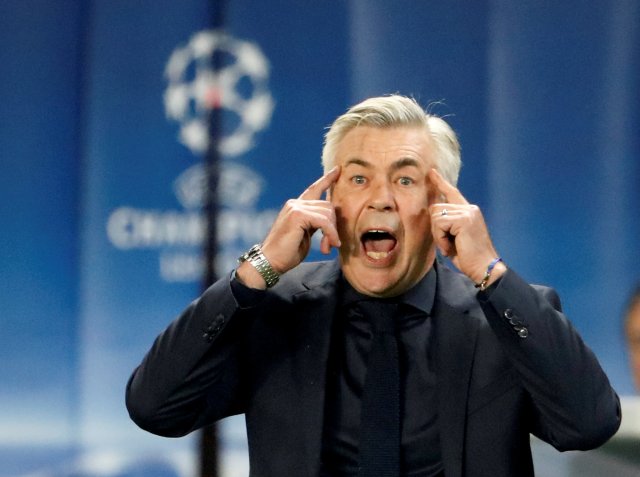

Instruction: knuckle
[286,199,307,215]
[289,208,305,220]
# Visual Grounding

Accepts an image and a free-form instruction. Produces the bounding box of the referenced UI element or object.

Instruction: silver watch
[238,244,280,288]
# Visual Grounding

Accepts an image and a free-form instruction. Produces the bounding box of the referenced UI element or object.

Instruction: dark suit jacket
[126,260,620,477]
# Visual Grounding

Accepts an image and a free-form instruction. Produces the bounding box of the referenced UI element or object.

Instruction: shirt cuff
[230,269,266,308]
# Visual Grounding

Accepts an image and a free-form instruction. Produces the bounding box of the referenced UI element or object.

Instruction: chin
[340,254,417,297]
[350,272,405,298]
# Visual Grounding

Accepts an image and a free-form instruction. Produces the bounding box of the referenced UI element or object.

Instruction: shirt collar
[339,263,437,316]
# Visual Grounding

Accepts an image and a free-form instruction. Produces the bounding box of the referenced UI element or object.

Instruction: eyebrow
[391,157,421,171]
[343,158,371,169]
[343,157,421,171]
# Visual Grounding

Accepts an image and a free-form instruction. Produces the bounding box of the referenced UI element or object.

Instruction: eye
[398,176,414,186]
[351,175,367,185]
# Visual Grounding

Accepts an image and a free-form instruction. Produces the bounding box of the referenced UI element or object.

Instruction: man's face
[330,125,438,297]
[627,303,640,391]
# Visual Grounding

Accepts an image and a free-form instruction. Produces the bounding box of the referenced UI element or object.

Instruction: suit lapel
[433,261,482,477]
[290,261,341,477]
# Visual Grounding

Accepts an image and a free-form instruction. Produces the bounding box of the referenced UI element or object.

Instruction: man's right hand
[236,166,341,289]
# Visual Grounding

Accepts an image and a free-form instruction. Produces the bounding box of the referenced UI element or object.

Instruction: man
[126,95,620,476]
[625,285,640,391]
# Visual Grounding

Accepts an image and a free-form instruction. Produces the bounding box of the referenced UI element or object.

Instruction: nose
[367,180,395,211]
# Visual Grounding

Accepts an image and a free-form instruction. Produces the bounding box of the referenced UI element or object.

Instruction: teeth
[367,251,389,260]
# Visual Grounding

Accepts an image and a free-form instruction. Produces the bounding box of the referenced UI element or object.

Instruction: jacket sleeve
[125,274,256,437]
[479,269,621,451]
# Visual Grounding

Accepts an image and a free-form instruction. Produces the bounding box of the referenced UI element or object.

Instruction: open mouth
[361,229,397,260]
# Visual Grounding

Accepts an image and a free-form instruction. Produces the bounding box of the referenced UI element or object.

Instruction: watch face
[239,244,259,263]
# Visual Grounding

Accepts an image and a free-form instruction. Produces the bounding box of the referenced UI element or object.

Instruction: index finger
[298,166,341,200]
[428,168,469,205]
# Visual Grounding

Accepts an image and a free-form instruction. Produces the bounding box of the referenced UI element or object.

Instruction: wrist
[482,261,507,289]
[474,257,506,291]
[237,243,280,289]
[236,261,268,290]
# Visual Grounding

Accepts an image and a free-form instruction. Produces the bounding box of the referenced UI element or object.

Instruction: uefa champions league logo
[163,30,275,156]
[107,29,279,283]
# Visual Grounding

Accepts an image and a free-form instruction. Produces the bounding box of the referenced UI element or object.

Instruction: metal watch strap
[238,244,280,288]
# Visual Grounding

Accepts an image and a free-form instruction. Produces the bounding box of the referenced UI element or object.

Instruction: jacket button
[516,327,529,339]
[202,332,214,342]
[504,309,514,319]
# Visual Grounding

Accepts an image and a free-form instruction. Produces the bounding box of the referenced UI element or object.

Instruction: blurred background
[1,0,639,476]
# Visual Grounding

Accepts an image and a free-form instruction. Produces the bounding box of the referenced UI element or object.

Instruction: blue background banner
[1,1,638,476]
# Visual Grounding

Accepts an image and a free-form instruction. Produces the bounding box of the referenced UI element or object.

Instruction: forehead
[335,125,435,167]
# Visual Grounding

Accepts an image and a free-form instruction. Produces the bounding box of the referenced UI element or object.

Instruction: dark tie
[357,301,400,477]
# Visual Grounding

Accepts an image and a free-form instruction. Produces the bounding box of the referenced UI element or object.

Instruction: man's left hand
[428,169,506,286]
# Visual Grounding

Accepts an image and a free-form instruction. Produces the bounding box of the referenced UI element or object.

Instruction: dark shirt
[320,267,444,477]
[230,264,503,476]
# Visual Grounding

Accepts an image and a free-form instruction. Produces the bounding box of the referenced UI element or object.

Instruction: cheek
[332,185,365,220]
[333,204,356,241]
[404,195,431,223]
[403,203,432,244]
[331,183,354,211]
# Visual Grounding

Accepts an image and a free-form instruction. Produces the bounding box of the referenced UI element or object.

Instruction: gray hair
[321,95,461,186]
